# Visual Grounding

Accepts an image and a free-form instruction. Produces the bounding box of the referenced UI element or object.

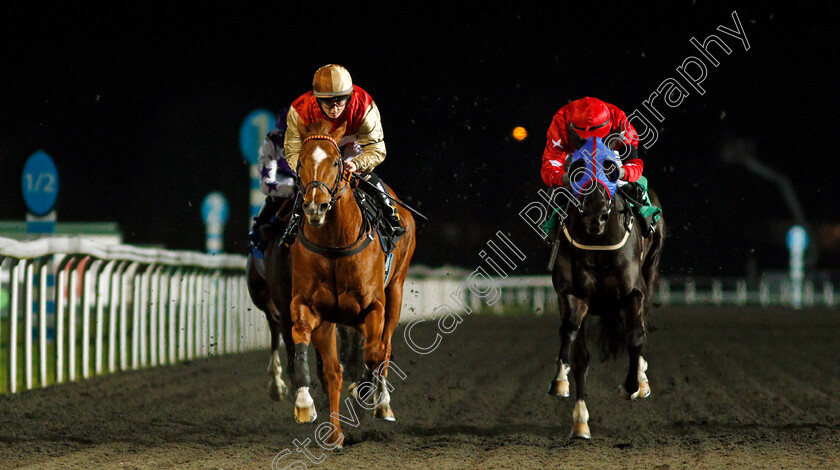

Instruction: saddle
[352,183,400,255]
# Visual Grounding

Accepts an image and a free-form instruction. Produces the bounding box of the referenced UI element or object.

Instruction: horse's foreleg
[266,316,289,401]
[290,298,321,423]
[570,320,591,439]
[311,322,345,449]
[246,256,289,402]
[619,290,649,399]
[358,299,394,420]
[370,281,406,421]
[341,327,365,399]
[280,309,296,396]
[549,295,588,398]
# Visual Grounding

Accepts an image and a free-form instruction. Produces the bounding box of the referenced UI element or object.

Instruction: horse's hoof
[294,404,317,423]
[374,405,396,422]
[268,380,288,402]
[348,382,358,400]
[638,381,651,398]
[329,434,345,450]
[570,422,591,439]
[547,380,570,398]
[618,384,650,401]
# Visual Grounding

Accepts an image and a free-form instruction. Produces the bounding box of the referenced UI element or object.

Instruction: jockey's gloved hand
[561,172,570,186]
[617,167,626,181]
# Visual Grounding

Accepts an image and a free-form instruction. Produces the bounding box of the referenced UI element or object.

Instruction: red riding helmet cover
[569,97,611,139]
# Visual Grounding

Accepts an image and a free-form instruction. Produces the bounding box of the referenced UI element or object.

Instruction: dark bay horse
[246,249,294,401]
[546,136,665,439]
[283,119,416,448]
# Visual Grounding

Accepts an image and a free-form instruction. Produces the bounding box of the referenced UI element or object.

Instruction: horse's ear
[297,119,310,139]
[604,132,624,150]
[567,122,585,150]
[332,122,347,141]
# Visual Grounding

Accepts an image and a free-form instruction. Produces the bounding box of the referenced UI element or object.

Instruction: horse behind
[547,136,665,439]
[280,119,416,449]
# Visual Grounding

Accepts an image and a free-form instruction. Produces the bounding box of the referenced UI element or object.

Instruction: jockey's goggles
[318,95,350,107]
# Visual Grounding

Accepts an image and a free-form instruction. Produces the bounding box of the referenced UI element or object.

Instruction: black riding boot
[361,173,406,240]
[248,196,284,255]
[623,183,655,238]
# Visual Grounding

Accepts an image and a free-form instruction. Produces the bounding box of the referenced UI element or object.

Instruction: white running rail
[0,236,267,394]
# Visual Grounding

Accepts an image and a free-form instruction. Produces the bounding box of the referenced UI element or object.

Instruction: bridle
[294,133,374,258]
[563,172,635,251]
[296,134,350,212]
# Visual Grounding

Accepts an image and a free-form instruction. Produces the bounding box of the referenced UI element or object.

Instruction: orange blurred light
[512,126,528,141]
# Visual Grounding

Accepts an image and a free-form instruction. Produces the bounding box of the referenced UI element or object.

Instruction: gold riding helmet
[312,64,354,98]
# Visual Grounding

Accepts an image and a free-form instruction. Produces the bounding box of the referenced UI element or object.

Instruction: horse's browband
[302,134,339,148]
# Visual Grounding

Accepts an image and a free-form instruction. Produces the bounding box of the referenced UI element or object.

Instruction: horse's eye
[333,159,341,167]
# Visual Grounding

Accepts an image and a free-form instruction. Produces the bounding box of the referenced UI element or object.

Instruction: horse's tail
[589,312,626,361]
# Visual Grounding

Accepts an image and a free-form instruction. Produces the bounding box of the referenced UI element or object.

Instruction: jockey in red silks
[541,96,656,236]
[249,64,404,257]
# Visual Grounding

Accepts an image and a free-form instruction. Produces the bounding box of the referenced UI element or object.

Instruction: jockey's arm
[541,149,568,187]
[614,141,643,182]
[258,130,294,198]
[351,101,386,173]
[542,116,574,187]
[621,156,644,182]
[283,107,303,172]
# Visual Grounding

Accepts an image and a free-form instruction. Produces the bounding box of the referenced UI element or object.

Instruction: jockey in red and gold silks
[541,96,643,188]
[282,64,404,239]
[284,79,385,173]
[249,64,398,259]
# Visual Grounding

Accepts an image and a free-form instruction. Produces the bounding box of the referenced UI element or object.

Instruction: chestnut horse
[284,119,416,448]
[546,136,665,439]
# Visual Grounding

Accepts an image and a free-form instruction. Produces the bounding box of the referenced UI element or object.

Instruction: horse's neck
[302,190,363,245]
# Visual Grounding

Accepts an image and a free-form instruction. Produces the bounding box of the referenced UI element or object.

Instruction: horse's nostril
[599,213,609,223]
[318,202,329,213]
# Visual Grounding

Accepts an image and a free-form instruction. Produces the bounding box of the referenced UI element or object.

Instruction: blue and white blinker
[568,137,619,199]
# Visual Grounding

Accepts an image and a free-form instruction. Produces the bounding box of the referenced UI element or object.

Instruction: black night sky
[1,3,838,277]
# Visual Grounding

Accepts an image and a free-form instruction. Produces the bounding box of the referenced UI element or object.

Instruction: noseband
[296,134,349,211]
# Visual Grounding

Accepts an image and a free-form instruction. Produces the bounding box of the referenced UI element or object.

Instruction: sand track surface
[1,305,838,469]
